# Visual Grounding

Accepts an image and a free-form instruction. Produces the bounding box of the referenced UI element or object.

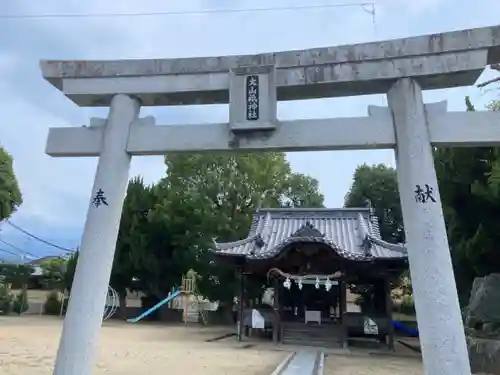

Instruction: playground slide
[127,289,183,323]
[392,320,419,337]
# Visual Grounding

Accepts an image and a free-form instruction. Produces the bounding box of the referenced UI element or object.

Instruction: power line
[0,2,376,20]
[0,246,24,259]
[0,238,36,258]
[4,220,76,253]
[0,247,37,262]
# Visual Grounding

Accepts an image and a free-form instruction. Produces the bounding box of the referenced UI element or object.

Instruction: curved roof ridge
[367,235,407,254]
[257,207,371,212]
[249,236,373,262]
[260,211,272,242]
[214,235,258,250]
[248,210,262,236]
[357,213,370,239]
[210,207,408,261]
[368,214,382,239]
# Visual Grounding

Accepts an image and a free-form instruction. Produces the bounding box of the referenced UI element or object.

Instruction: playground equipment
[392,320,419,337]
[127,289,182,323]
[103,285,120,321]
[182,271,208,325]
[126,270,209,324]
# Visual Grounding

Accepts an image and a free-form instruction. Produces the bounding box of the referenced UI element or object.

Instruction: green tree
[40,258,68,291]
[0,263,33,315]
[12,288,29,315]
[434,97,500,305]
[344,163,404,243]
[65,252,78,293]
[344,164,405,311]
[39,255,78,313]
[0,145,22,220]
[112,177,155,314]
[113,176,209,311]
[165,152,324,241]
[143,179,215,297]
[282,173,324,208]
[0,263,34,286]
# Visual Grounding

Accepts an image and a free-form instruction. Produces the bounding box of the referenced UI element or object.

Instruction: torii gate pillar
[388,78,470,374]
[53,94,140,375]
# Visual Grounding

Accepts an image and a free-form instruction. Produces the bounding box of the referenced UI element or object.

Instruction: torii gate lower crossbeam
[40,25,500,375]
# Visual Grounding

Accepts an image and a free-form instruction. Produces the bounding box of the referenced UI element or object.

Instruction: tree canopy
[344,163,403,243]
[39,253,78,293]
[0,263,33,284]
[0,145,22,221]
[434,96,500,304]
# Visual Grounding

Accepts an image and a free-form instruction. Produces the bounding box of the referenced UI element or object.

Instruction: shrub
[400,294,416,315]
[0,283,13,315]
[44,290,63,315]
[12,289,29,315]
[392,300,402,312]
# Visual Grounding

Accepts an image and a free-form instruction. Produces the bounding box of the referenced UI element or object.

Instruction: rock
[483,322,500,336]
[466,274,500,337]
[467,336,500,375]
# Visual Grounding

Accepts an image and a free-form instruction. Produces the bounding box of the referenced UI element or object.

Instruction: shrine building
[210,207,408,349]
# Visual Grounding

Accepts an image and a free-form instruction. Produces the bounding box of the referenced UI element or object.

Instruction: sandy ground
[0,315,425,375]
[324,353,422,375]
[0,316,285,375]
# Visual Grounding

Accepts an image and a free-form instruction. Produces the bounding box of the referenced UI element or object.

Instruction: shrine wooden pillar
[373,277,394,350]
[384,277,395,351]
[237,268,245,342]
[339,280,348,348]
[272,278,280,343]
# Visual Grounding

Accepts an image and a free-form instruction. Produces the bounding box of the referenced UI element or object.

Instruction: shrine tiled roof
[210,208,407,261]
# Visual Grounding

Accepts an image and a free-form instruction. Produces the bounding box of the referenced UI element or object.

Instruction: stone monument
[466,274,500,374]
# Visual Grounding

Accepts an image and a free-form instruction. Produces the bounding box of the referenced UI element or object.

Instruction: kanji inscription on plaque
[246,75,259,121]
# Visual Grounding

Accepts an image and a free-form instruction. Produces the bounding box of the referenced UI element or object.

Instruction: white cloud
[381,0,444,16]
[0,52,20,75]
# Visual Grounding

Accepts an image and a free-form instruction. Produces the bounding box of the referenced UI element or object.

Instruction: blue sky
[0,0,499,261]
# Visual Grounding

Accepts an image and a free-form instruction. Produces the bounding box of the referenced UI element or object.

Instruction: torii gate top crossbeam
[40,25,500,107]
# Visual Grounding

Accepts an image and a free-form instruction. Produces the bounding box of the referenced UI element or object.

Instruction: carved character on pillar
[92,189,108,207]
[414,184,436,204]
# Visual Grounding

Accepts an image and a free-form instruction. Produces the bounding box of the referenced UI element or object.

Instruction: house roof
[210,208,406,262]
[26,255,61,266]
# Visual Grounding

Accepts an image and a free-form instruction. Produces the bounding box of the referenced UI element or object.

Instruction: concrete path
[272,350,323,375]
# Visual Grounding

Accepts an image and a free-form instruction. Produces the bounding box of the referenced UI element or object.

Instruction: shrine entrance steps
[281,322,343,348]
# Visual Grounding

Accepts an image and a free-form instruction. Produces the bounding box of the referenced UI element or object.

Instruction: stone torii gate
[40,25,500,375]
